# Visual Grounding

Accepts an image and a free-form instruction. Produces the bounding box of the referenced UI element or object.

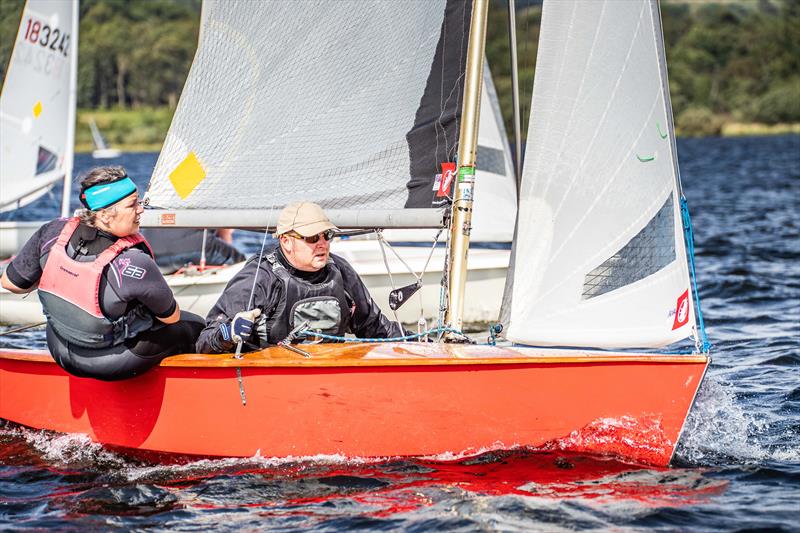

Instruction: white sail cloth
[146,0,473,229]
[0,0,76,212]
[383,64,517,243]
[507,0,696,348]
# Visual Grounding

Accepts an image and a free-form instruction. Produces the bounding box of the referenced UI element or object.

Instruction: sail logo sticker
[169,151,206,199]
[435,162,456,197]
[672,290,690,330]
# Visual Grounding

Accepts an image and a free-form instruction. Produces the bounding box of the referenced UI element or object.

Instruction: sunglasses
[288,229,336,244]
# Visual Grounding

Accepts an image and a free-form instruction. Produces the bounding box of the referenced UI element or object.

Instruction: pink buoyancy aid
[38,217,155,348]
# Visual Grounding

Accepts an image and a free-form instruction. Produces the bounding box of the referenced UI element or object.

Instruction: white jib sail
[469,64,517,242]
[507,0,696,349]
[146,0,466,229]
[0,0,77,213]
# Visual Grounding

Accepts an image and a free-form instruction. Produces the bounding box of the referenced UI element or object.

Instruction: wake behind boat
[1,0,711,467]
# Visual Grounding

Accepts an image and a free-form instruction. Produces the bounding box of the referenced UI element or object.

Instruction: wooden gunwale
[0,344,710,368]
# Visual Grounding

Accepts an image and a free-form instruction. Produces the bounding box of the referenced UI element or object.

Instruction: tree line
[1,0,798,139]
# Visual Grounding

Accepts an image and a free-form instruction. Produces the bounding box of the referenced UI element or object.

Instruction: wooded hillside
[1,0,797,141]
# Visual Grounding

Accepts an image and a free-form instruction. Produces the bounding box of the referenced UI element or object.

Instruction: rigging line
[433,2,448,178]
[244,96,299,313]
[519,0,531,148]
[439,223,453,330]
[681,196,710,353]
[375,230,403,330]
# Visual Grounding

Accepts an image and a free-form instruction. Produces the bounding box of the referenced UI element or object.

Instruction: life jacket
[38,217,156,349]
[258,251,352,345]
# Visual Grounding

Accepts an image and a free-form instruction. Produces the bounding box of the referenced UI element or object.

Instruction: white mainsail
[145,0,474,230]
[507,0,697,348]
[0,0,77,213]
[89,118,108,151]
[382,63,517,243]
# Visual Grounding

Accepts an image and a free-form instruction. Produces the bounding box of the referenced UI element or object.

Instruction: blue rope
[300,327,466,343]
[680,196,711,353]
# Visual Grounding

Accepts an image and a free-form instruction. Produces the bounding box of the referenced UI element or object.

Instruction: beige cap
[275,201,339,237]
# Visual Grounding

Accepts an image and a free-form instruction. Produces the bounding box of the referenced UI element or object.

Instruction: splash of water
[0,421,391,483]
[2,423,129,470]
[543,415,673,466]
[675,375,799,465]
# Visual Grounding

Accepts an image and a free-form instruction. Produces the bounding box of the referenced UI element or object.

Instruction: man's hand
[220,308,261,343]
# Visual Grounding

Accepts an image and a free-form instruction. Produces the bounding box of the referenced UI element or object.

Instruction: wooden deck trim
[0,345,710,369]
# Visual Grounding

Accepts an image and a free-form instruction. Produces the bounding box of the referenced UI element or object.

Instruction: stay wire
[680,196,711,353]
[375,230,404,331]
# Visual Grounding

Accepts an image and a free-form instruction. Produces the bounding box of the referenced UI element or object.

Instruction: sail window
[476,145,506,175]
[582,195,676,300]
[36,146,58,175]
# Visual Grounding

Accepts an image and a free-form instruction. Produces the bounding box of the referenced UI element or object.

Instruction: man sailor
[0,167,204,380]
[195,202,405,353]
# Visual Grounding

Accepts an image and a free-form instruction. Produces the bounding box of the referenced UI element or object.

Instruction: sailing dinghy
[0,0,709,467]
[88,118,122,159]
[0,0,78,257]
[0,1,246,326]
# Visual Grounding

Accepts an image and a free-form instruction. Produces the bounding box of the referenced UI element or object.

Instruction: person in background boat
[0,166,205,381]
[140,227,245,274]
[196,201,406,354]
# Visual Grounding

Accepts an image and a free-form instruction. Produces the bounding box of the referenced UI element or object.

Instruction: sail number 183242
[23,18,70,58]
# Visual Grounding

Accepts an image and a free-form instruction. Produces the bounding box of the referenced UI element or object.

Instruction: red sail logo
[437,162,456,197]
[672,290,690,330]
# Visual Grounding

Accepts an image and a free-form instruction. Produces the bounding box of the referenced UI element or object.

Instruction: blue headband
[80,176,137,211]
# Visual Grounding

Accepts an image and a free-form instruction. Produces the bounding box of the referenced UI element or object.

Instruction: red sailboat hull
[0,343,708,466]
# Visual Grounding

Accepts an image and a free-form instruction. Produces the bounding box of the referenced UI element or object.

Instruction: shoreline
[74,109,799,154]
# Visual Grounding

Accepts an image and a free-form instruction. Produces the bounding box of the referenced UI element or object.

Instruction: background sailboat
[88,117,122,159]
[1,0,708,467]
[0,0,78,258]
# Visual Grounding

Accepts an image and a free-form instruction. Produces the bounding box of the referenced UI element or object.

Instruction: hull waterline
[0,343,708,466]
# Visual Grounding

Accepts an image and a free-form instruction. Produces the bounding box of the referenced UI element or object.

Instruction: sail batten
[507,0,695,349]
[147,0,472,229]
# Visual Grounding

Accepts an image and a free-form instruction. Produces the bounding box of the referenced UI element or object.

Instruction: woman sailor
[0,167,204,381]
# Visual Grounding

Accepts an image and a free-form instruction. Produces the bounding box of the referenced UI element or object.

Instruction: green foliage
[676,106,724,137]
[1,0,798,142]
[75,107,174,151]
[749,79,800,123]
[0,0,24,83]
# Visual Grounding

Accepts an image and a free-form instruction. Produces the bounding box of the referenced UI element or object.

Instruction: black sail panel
[405,0,472,209]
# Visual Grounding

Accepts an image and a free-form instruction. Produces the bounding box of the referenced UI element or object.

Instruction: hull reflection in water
[0,425,729,523]
[264,451,728,518]
[0,343,708,466]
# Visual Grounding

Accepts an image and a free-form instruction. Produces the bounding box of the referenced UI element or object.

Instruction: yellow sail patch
[33,101,42,118]
[168,152,206,200]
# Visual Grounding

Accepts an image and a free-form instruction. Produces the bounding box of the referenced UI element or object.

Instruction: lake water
[1,135,798,530]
